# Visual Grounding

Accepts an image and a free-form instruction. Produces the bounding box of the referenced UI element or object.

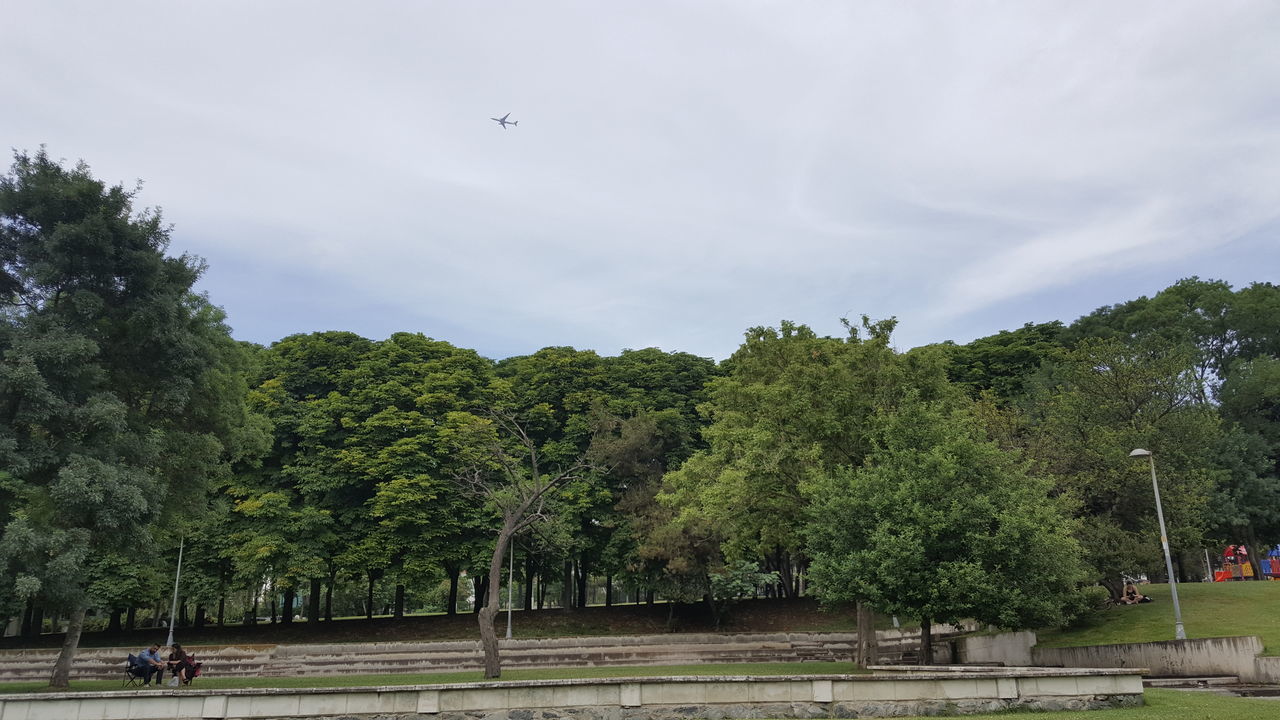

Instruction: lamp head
[1129,448,1152,457]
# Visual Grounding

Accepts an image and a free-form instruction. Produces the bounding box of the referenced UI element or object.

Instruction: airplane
[491,113,518,129]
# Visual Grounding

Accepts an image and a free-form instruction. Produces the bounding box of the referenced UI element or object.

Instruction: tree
[1027,338,1223,593]
[0,150,262,687]
[806,396,1087,663]
[450,412,595,678]
[655,318,956,597]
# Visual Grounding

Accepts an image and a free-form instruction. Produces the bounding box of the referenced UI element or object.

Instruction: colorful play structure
[1213,544,1280,581]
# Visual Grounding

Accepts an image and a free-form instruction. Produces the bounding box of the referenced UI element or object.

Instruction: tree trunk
[308,578,322,624]
[217,594,225,627]
[281,588,294,624]
[479,520,516,678]
[20,600,33,637]
[126,606,137,630]
[366,572,376,620]
[446,566,459,616]
[270,593,278,624]
[524,555,535,611]
[474,575,489,614]
[605,573,613,607]
[854,602,878,667]
[561,560,574,611]
[194,604,207,628]
[48,604,86,690]
[394,584,406,618]
[919,618,933,665]
[575,559,589,609]
[107,609,123,633]
[179,598,189,627]
[1245,533,1266,581]
[324,567,335,621]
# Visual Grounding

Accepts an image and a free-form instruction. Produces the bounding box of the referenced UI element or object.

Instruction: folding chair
[122,654,146,688]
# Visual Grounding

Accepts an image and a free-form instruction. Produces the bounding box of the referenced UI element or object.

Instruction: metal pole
[1203,548,1212,582]
[505,540,514,639]
[165,536,185,648]
[1147,455,1186,639]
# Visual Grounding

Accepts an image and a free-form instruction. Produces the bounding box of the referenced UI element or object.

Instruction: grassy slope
[1038,581,1280,653]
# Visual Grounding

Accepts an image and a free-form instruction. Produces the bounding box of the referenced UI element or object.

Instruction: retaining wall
[0,669,1144,720]
[955,632,1280,683]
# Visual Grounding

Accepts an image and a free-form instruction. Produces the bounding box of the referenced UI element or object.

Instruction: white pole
[1146,455,1186,640]
[506,541,514,639]
[165,536,185,648]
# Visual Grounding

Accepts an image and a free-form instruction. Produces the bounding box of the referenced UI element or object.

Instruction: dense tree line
[3,153,1278,683]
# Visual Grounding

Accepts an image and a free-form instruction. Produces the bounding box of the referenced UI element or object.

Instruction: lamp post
[165,536,185,648]
[1129,449,1186,640]
[505,540,514,640]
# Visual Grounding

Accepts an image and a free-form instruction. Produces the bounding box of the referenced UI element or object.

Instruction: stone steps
[0,627,966,682]
[1143,676,1241,687]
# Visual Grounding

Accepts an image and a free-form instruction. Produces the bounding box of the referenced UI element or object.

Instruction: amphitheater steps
[0,627,966,682]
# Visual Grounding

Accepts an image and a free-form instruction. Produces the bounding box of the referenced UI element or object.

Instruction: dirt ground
[1,598,859,649]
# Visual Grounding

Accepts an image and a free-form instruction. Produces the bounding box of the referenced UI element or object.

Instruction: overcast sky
[3,1,1278,360]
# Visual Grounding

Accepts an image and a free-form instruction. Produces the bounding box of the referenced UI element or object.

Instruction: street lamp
[1129,449,1186,640]
[165,536,185,648]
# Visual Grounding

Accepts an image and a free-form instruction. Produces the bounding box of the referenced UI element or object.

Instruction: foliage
[806,396,1088,636]
[0,149,264,686]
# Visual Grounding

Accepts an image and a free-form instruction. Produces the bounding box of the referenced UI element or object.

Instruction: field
[1038,581,1280,653]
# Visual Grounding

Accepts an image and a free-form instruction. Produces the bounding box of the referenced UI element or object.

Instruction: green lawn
[1038,581,1280,653]
[0,661,862,694]
[896,689,1276,720]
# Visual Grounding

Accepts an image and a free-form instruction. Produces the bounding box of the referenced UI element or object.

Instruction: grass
[1039,581,1280,653]
[0,661,863,694]
[895,689,1277,720]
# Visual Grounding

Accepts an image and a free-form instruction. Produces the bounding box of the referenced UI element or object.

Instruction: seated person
[167,643,200,685]
[1121,582,1152,604]
[133,644,166,685]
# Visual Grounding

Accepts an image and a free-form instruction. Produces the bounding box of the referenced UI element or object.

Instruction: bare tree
[456,413,596,678]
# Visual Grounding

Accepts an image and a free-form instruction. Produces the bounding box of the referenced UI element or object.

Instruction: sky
[3,1,1278,361]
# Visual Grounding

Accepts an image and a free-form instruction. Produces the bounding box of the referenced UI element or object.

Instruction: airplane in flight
[491,113,518,129]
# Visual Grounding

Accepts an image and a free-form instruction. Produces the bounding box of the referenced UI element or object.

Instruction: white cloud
[3,1,1278,359]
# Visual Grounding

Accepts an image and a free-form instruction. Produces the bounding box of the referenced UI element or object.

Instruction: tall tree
[1030,338,1222,593]
[806,395,1087,663]
[0,150,263,687]
[451,412,596,678]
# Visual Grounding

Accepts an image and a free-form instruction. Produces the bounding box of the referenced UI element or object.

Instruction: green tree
[0,150,263,687]
[655,318,955,596]
[806,396,1087,663]
[1030,338,1222,593]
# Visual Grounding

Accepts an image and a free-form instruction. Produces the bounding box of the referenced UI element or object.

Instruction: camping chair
[123,654,147,688]
[179,654,203,686]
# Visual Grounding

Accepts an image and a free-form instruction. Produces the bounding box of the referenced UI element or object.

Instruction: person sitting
[133,644,166,686]
[1121,582,1152,604]
[166,643,193,686]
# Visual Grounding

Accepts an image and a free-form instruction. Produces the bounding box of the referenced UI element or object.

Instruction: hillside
[1038,581,1280,653]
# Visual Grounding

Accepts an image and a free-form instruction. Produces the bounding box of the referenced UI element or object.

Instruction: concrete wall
[1033,636,1265,680]
[0,669,1143,720]
[955,631,1036,667]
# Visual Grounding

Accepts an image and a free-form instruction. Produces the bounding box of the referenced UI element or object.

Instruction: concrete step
[1144,676,1240,687]
[0,628,967,682]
